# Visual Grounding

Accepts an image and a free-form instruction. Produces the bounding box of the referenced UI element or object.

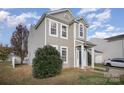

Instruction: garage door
[95,54,103,64]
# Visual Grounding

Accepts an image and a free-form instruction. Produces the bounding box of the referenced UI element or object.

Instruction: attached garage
[94,50,103,64]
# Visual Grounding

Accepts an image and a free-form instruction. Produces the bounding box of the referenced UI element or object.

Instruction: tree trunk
[21,59,23,64]
[21,56,24,64]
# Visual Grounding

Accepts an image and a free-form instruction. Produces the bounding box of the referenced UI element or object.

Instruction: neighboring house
[28,9,95,69]
[90,34,124,63]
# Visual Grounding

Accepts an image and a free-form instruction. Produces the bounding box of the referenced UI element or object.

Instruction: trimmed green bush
[32,45,62,79]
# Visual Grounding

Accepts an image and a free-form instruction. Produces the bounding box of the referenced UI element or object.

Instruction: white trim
[49,19,58,37]
[76,39,85,44]
[73,23,76,67]
[60,46,68,64]
[60,23,68,39]
[76,48,79,67]
[45,18,47,45]
[78,23,84,39]
[50,44,58,50]
[91,47,95,68]
[47,9,75,19]
[81,45,85,69]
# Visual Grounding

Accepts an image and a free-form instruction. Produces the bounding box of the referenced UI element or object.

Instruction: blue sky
[0,8,124,45]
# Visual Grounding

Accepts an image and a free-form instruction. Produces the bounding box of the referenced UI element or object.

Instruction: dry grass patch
[0,62,121,85]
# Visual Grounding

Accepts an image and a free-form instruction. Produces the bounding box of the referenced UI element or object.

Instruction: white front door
[76,48,82,68]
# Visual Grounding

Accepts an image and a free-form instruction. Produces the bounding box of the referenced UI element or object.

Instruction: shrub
[32,45,62,79]
[120,75,124,84]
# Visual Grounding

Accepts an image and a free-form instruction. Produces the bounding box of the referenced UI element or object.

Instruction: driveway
[105,67,124,77]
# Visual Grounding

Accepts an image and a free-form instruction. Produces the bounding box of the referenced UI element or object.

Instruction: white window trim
[50,44,58,50]
[60,23,68,39]
[78,23,84,38]
[49,19,58,37]
[60,46,68,64]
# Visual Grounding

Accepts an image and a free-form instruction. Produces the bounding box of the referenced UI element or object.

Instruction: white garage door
[95,54,103,64]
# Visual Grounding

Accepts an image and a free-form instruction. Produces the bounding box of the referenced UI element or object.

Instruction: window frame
[60,23,68,39]
[50,44,58,50]
[49,19,58,37]
[60,46,68,64]
[78,23,84,38]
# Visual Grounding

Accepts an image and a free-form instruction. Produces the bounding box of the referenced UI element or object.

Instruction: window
[80,24,83,37]
[61,24,68,39]
[49,19,58,37]
[111,59,124,63]
[79,23,84,38]
[60,46,68,63]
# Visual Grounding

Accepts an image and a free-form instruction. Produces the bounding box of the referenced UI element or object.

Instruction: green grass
[0,62,122,85]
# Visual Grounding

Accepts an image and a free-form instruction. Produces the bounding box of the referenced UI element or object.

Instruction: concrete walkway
[106,67,124,77]
[93,66,124,77]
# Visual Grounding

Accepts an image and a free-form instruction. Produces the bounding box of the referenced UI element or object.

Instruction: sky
[0,8,124,45]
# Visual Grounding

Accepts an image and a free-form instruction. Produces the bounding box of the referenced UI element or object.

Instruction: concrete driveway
[105,67,124,77]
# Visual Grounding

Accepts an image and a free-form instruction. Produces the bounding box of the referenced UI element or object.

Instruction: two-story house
[28,9,95,69]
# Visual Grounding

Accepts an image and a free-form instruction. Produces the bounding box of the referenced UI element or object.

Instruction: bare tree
[11,24,29,64]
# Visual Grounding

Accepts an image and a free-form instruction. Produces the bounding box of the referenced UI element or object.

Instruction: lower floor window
[61,46,68,63]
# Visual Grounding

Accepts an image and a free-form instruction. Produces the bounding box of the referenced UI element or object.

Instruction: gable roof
[47,8,75,19]
[104,34,124,41]
[76,17,89,27]
[35,8,88,29]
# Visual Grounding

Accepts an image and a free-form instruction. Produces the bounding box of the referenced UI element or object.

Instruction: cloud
[89,31,124,39]
[0,10,40,27]
[0,10,10,22]
[7,12,40,27]
[105,24,115,31]
[105,24,121,32]
[77,8,99,16]
[76,8,124,39]
[96,9,111,22]
[87,13,96,19]
[49,8,61,11]
[78,9,112,32]
[89,21,106,31]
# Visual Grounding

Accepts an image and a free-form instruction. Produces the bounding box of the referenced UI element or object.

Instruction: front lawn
[0,62,121,85]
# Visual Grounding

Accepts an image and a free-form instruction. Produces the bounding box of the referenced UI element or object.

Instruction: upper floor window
[79,24,83,37]
[49,19,58,37]
[61,24,68,39]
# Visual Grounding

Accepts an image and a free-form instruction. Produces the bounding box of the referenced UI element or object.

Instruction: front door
[79,50,82,67]
[76,47,82,68]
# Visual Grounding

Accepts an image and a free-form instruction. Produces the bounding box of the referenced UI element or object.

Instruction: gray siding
[90,38,124,62]
[28,19,45,64]
[104,40,124,60]
[28,10,88,68]
[46,18,74,68]
[50,11,74,23]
